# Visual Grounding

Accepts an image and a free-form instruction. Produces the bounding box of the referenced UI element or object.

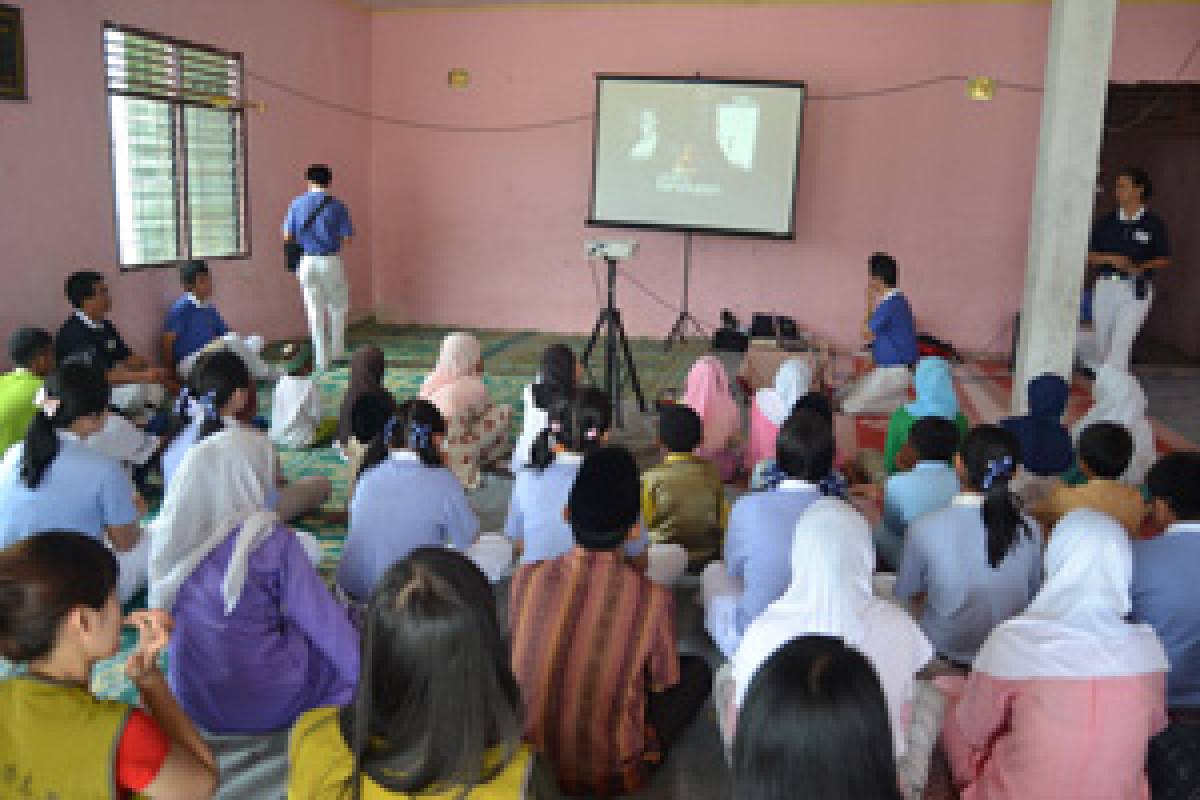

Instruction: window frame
[103,21,252,271]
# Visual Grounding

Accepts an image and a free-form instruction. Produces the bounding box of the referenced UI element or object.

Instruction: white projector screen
[588,75,807,239]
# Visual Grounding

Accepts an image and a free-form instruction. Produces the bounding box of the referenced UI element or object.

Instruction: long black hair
[776,407,835,482]
[358,398,447,479]
[530,344,577,410]
[166,349,253,446]
[20,362,109,489]
[527,386,611,471]
[961,425,1032,568]
[339,548,522,800]
[733,635,902,800]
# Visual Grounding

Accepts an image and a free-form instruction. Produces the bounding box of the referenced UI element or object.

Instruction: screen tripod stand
[582,256,646,427]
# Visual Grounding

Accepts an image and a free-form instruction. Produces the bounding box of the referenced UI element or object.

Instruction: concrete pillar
[1012,0,1118,414]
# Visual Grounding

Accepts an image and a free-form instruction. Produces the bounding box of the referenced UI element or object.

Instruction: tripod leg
[582,311,606,373]
[613,311,647,412]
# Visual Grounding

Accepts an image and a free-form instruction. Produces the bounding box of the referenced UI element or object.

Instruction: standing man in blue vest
[283,164,354,372]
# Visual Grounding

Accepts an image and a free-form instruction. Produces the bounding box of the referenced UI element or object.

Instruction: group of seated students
[1,259,1199,799]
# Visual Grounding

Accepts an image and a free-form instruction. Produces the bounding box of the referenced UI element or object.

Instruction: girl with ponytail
[895,424,1044,666]
[338,399,480,603]
[510,344,578,473]
[0,362,147,602]
[506,387,653,567]
[161,349,331,521]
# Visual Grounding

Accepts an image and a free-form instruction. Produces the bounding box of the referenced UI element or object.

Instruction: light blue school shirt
[882,462,961,539]
[0,433,138,546]
[339,451,480,602]
[895,495,1043,664]
[505,452,649,564]
[726,479,822,634]
[1131,522,1200,708]
[282,190,353,256]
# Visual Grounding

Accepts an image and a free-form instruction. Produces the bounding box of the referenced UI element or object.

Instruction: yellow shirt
[1035,479,1148,539]
[289,706,538,800]
[0,368,43,455]
[641,452,729,565]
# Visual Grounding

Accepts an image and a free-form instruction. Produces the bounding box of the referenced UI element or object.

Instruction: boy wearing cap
[510,446,711,796]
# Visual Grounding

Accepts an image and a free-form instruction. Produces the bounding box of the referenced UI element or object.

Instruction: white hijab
[732,498,933,753]
[148,428,281,614]
[974,509,1167,680]
[1072,365,1156,485]
[754,358,812,426]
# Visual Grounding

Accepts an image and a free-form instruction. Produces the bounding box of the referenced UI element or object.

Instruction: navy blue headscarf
[1000,374,1074,476]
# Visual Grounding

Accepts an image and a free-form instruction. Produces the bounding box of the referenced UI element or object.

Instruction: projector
[584,239,639,261]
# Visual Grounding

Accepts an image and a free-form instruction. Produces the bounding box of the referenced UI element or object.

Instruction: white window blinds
[104,24,248,267]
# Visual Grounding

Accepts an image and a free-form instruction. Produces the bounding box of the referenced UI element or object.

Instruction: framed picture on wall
[0,3,27,101]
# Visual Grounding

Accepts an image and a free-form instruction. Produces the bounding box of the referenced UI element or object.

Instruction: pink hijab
[682,355,740,451]
[419,332,489,418]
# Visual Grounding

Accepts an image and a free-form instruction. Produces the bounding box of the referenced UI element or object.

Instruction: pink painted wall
[0,0,371,366]
[368,3,1200,352]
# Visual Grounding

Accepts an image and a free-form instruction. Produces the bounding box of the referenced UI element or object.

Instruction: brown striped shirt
[509,547,680,796]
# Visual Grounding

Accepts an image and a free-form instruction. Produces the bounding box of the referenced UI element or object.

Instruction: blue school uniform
[869,291,919,367]
[875,461,961,570]
[0,433,138,546]
[163,294,229,366]
[504,452,649,565]
[338,451,480,602]
[726,480,823,633]
[895,495,1043,664]
[1131,522,1200,708]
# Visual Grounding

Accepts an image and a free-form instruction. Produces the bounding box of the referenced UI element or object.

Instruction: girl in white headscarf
[418,332,512,489]
[147,428,359,734]
[724,498,933,757]
[941,509,1168,800]
[1071,365,1156,485]
[745,359,812,474]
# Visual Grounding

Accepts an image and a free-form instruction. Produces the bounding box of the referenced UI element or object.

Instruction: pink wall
[0,0,371,366]
[368,3,1200,351]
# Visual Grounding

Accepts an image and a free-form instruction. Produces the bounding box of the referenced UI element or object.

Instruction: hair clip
[382,415,399,445]
[408,421,432,451]
[549,421,563,434]
[760,462,788,491]
[819,472,850,499]
[174,387,191,416]
[982,456,1016,491]
[584,427,599,441]
[33,387,61,418]
[200,390,219,421]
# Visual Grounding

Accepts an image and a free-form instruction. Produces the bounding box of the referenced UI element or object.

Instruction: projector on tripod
[584,239,639,261]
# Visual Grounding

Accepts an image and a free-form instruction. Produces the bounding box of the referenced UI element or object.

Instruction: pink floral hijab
[419,332,488,418]
[682,355,740,451]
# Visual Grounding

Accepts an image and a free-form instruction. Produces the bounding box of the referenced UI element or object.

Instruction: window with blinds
[104,24,249,268]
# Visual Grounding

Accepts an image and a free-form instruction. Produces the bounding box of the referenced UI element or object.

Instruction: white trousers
[179,333,274,381]
[702,561,745,659]
[297,255,349,371]
[110,383,166,415]
[87,413,160,468]
[113,532,151,604]
[841,365,912,415]
[1091,277,1152,373]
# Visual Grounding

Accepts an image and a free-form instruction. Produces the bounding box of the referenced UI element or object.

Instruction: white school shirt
[895,494,1043,664]
[505,452,649,564]
[338,451,480,602]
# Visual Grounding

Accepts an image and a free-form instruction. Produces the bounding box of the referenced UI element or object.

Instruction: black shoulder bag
[285,195,335,273]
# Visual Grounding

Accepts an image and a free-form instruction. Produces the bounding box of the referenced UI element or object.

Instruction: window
[104,23,249,268]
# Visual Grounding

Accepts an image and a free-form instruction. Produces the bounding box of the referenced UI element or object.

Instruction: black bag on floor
[1148,719,1200,799]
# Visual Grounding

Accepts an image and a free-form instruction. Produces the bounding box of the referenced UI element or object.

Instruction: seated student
[726,499,932,760]
[419,332,513,490]
[1035,422,1147,538]
[338,398,479,603]
[0,327,55,455]
[747,389,836,491]
[1132,452,1200,710]
[55,270,169,414]
[881,356,967,476]
[162,260,279,381]
[895,425,1043,667]
[161,349,331,524]
[681,355,742,481]
[745,358,810,474]
[510,446,711,796]
[704,407,840,659]
[999,373,1075,478]
[941,510,1168,800]
[0,361,148,603]
[839,252,918,416]
[147,427,359,734]
[0,533,218,799]
[511,343,577,474]
[334,344,395,451]
[269,370,324,449]
[290,548,562,799]
[733,636,904,800]
[875,415,961,571]
[505,387,647,566]
[1072,364,1156,485]
[343,392,395,486]
[641,404,728,571]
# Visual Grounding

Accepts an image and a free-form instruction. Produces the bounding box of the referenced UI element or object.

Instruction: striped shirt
[509,547,679,796]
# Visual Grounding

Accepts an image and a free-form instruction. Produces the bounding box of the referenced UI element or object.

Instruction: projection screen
[587,75,807,239]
